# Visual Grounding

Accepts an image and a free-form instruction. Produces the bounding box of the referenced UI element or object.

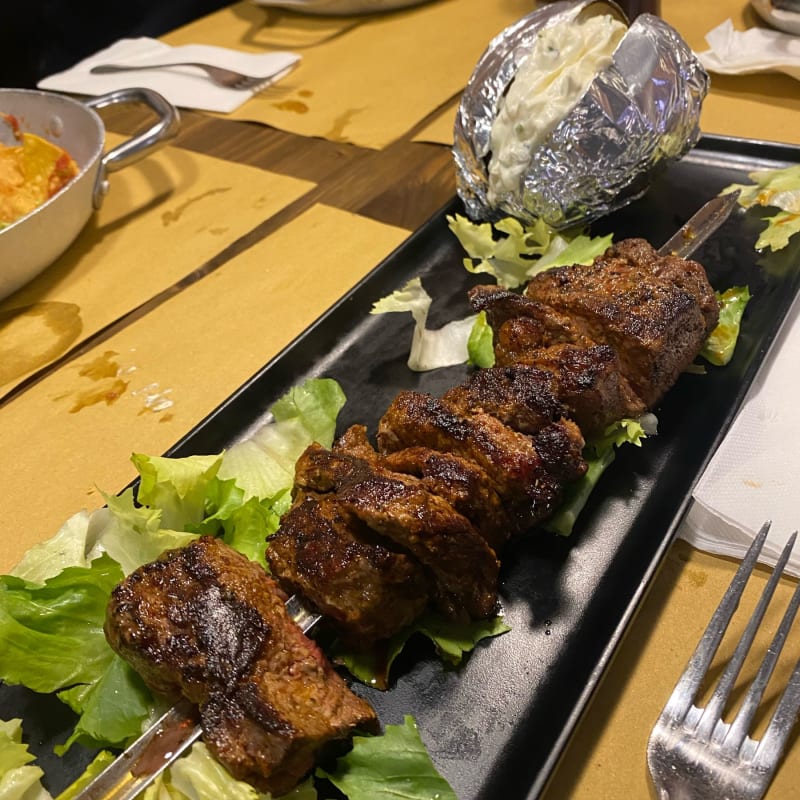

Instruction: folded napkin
[38,38,300,113]
[696,18,800,81]
[679,293,800,576]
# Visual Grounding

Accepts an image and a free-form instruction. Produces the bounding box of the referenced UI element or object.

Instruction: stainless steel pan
[0,87,180,301]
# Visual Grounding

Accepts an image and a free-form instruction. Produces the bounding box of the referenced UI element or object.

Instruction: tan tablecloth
[163,0,533,148]
[0,135,314,399]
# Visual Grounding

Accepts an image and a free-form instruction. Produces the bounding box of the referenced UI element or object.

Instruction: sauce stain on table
[162,187,232,227]
[0,302,82,387]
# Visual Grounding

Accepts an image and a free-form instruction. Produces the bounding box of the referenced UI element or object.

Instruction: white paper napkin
[696,18,800,81]
[678,292,800,576]
[38,38,300,114]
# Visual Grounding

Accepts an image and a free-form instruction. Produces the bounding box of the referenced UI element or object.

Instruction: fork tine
[721,533,800,754]
[752,589,800,767]
[696,530,798,741]
[662,521,772,721]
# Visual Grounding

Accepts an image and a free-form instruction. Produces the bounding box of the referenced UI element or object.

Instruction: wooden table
[2,1,800,797]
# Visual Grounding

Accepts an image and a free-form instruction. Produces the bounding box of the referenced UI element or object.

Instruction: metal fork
[647,521,800,800]
[90,62,280,91]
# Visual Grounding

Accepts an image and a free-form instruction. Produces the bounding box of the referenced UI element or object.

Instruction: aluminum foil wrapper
[452,0,709,229]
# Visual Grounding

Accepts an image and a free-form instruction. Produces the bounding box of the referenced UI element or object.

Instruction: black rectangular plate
[5,134,800,799]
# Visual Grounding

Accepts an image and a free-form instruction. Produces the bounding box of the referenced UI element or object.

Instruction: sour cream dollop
[487,13,627,204]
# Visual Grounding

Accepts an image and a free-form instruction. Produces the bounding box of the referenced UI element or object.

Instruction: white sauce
[487,13,627,204]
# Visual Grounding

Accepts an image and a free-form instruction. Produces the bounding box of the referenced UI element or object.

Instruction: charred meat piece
[294,443,500,621]
[377,391,584,525]
[469,284,593,349]
[522,241,719,407]
[499,343,647,438]
[609,238,719,333]
[267,490,429,645]
[442,365,567,435]
[335,424,514,551]
[381,445,515,553]
[105,537,377,796]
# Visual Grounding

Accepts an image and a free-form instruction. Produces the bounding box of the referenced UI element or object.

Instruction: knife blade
[74,595,321,800]
[656,190,740,259]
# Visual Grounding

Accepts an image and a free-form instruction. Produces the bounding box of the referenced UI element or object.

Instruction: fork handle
[91,64,197,75]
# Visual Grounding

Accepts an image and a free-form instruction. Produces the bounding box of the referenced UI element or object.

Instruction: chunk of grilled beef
[608,238,719,333]
[293,442,499,621]
[105,537,377,796]
[469,284,593,349]
[380,446,514,552]
[335,424,514,552]
[266,490,429,644]
[377,390,585,526]
[442,365,567,435]
[496,342,646,438]
[522,240,719,407]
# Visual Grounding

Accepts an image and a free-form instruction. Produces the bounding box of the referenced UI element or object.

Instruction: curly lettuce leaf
[0,718,52,800]
[545,415,657,537]
[0,556,153,751]
[318,716,456,800]
[722,165,800,251]
[701,286,751,367]
[447,213,612,288]
[0,556,123,693]
[334,613,510,690]
[132,454,221,531]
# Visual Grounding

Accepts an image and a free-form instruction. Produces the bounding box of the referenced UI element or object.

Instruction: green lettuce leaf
[0,556,123,694]
[371,277,478,372]
[132,453,222,532]
[334,613,510,690]
[701,286,751,367]
[722,165,800,251]
[0,718,52,800]
[545,415,657,537]
[447,213,611,289]
[318,716,456,800]
[467,311,495,368]
[141,742,317,800]
[0,556,152,752]
[218,378,346,501]
[55,655,152,753]
[55,752,116,800]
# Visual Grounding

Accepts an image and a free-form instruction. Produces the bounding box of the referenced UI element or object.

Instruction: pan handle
[84,87,181,209]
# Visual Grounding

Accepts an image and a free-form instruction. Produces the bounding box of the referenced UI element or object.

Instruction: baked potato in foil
[452,0,708,229]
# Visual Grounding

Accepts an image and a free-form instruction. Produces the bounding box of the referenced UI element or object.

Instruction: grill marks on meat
[105,537,377,796]
[293,442,500,622]
[377,390,583,519]
[268,366,590,642]
[265,240,715,644]
[471,238,719,421]
[266,491,429,644]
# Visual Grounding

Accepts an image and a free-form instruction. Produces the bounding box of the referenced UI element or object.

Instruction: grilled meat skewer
[87,194,739,800]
